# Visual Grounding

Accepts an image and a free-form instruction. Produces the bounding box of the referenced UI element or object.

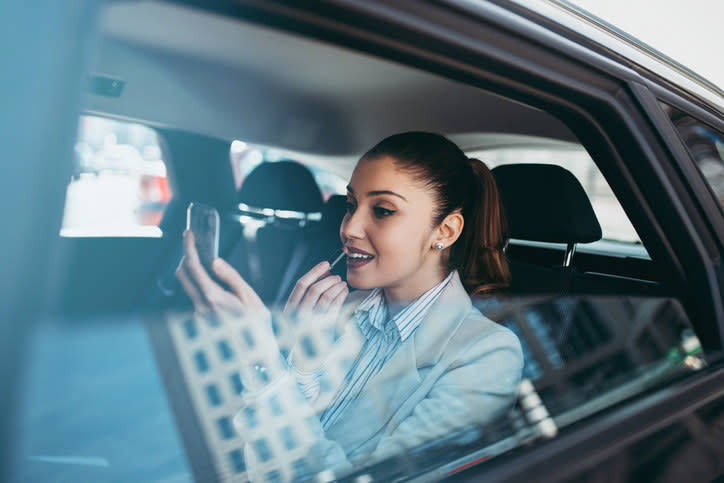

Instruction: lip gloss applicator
[317,249,346,282]
[328,248,346,271]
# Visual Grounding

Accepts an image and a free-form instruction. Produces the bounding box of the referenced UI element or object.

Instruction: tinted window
[662,104,724,212]
[147,295,705,482]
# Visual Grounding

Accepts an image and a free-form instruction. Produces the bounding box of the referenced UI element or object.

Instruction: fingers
[212,258,265,313]
[285,261,330,311]
[178,230,248,315]
[175,260,208,312]
[313,278,349,313]
[182,230,213,286]
[296,274,344,312]
[182,230,228,303]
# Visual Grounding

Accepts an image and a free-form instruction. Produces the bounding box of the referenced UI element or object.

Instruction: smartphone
[186,202,219,274]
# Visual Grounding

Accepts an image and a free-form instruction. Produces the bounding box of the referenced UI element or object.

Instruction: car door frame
[0,1,104,478]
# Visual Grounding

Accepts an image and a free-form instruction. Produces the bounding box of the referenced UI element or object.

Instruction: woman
[177,132,523,481]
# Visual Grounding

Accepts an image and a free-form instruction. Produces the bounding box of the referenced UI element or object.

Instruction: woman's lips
[345,247,374,269]
[347,256,373,269]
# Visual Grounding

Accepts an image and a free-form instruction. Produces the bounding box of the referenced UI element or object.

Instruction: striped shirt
[318,271,455,430]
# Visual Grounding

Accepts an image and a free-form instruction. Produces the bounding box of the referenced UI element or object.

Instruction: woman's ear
[435,210,464,249]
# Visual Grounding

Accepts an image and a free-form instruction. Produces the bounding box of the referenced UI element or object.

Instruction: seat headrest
[492,164,602,244]
[321,194,347,223]
[238,160,324,213]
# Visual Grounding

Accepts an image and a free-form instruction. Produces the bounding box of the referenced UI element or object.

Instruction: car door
[8,1,724,482]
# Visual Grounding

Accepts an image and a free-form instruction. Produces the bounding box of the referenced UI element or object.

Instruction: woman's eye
[373,207,395,218]
[345,201,356,213]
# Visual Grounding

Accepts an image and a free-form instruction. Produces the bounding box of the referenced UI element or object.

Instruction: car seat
[226,161,325,306]
[491,163,602,295]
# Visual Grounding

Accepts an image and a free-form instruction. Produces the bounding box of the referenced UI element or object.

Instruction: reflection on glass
[662,103,724,212]
[156,293,704,482]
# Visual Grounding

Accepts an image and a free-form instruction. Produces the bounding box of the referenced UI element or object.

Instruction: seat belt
[242,220,265,289]
[273,234,310,308]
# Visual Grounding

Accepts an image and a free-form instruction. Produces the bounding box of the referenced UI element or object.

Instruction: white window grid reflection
[167,311,250,481]
[166,311,321,482]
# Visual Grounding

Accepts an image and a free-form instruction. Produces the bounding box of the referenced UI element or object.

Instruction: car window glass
[143,294,704,482]
[61,115,171,237]
[661,104,724,213]
[16,317,193,482]
[467,142,641,244]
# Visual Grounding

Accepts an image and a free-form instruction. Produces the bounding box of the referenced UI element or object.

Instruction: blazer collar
[336,270,472,369]
[323,272,474,448]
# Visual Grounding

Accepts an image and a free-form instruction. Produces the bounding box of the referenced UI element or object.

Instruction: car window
[467,140,641,244]
[143,295,704,482]
[16,317,193,482]
[662,104,724,213]
[61,115,171,237]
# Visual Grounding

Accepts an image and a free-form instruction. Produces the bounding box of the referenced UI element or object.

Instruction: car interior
[63,1,665,311]
[20,1,717,482]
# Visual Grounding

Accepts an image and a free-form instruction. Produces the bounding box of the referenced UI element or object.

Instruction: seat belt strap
[274,235,310,308]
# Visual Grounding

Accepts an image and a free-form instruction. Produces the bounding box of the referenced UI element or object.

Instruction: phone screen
[186,202,219,273]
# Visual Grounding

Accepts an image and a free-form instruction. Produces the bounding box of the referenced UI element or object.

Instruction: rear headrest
[492,164,602,244]
[238,160,324,213]
[321,194,347,226]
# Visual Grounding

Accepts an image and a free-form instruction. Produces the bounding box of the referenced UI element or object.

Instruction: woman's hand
[176,231,285,379]
[284,261,349,371]
[176,230,266,317]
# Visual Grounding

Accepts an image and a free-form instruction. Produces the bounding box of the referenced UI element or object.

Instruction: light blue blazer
[238,271,523,480]
[322,271,523,466]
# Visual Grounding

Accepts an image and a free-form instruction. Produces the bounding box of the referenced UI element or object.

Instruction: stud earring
[434,242,444,251]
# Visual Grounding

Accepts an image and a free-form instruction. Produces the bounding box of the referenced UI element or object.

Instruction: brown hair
[361,132,511,295]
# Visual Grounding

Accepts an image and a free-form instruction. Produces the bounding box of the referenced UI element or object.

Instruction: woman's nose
[340,210,364,241]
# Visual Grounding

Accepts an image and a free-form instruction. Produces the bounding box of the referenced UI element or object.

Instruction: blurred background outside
[567,0,723,90]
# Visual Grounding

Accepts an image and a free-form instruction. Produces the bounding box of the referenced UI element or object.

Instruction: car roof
[88,0,722,164]
[88,1,579,160]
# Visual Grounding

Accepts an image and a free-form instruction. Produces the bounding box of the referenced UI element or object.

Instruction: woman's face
[341,156,446,303]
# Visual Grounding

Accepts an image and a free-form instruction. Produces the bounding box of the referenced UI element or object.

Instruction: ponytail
[361,132,511,295]
[454,159,511,295]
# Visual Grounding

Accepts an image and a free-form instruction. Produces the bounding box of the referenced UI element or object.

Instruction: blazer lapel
[325,272,473,452]
[411,271,472,368]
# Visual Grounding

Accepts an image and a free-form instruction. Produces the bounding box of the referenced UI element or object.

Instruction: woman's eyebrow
[346,185,407,201]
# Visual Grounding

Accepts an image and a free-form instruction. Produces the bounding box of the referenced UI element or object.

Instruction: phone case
[186,202,220,273]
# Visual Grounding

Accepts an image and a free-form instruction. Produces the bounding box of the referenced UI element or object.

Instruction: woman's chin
[346,271,376,291]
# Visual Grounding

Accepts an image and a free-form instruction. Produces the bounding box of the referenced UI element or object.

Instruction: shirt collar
[354,271,455,342]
